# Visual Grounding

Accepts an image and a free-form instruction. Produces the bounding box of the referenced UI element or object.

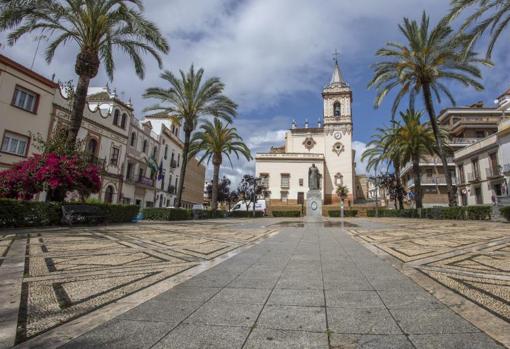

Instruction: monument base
[306,190,323,222]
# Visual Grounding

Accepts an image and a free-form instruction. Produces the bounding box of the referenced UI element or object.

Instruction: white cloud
[352,140,369,175]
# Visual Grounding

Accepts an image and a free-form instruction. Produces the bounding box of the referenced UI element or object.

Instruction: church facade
[256,61,356,205]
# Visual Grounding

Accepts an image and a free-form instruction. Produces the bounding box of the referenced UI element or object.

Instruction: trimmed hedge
[229,210,264,218]
[327,210,358,218]
[272,210,301,217]
[143,208,192,221]
[0,199,138,228]
[366,206,492,221]
[500,206,510,222]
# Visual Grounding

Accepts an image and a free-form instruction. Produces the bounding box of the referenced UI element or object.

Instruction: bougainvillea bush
[0,152,101,201]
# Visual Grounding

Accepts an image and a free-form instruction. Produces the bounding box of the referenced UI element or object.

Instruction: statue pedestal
[306,190,323,222]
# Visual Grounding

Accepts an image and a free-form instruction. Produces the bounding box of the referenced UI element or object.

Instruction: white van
[230,200,267,215]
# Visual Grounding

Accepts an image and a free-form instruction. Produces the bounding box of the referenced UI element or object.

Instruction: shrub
[71,203,139,223]
[466,205,491,220]
[500,206,510,222]
[0,199,61,228]
[327,210,358,217]
[229,210,264,218]
[367,209,386,217]
[272,210,301,217]
[0,199,138,227]
[143,208,191,221]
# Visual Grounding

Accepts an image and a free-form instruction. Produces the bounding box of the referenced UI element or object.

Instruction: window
[86,138,98,155]
[142,140,148,153]
[110,147,120,166]
[426,169,433,177]
[113,109,120,126]
[104,185,115,203]
[1,131,29,156]
[126,162,134,180]
[458,164,465,183]
[177,154,180,166]
[475,130,485,138]
[164,145,168,159]
[281,191,288,202]
[299,178,303,186]
[130,132,136,146]
[152,146,157,158]
[333,101,341,117]
[472,158,480,179]
[281,174,290,188]
[12,86,38,113]
[121,113,127,129]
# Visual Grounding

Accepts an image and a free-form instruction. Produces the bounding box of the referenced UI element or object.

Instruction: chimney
[291,119,297,129]
[317,119,322,128]
[304,119,309,128]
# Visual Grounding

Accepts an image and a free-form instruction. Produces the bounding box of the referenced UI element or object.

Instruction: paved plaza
[0,218,509,348]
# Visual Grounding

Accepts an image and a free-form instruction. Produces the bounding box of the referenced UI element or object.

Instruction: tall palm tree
[449,0,510,59]
[189,119,251,211]
[369,12,487,207]
[391,110,440,209]
[361,126,404,209]
[144,66,237,207]
[0,0,169,147]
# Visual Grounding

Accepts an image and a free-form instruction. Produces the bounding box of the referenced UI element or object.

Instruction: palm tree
[449,0,510,59]
[0,0,169,147]
[391,110,439,209]
[361,126,404,209]
[368,12,487,207]
[189,119,251,210]
[144,66,237,207]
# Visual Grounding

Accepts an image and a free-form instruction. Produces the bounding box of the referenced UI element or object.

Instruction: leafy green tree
[189,119,251,211]
[0,0,169,147]
[449,0,510,58]
[144,66,237,207]
[369,12,487,206]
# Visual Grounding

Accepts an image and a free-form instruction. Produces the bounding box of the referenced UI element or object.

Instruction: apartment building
[0,54,58,170]
[401,102,503,207]
[454,91,510,206]
[182,156,206,209]
[149,116,183,208]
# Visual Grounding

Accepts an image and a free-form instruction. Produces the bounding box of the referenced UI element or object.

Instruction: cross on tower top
[333,49,340,64]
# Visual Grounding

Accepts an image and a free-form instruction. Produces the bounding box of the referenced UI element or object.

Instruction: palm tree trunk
[394,163,404,210]
[211,159,221,211]
[67,74,90,148]
[176,128,191,207]
[412,157,423,209]
[422,83,455,207]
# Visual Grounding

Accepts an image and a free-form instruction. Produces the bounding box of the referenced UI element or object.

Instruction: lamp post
[253,177,262,217]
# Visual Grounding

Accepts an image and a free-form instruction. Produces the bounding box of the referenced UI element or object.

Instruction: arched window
[104,185,115,203]
[120,113,127,129]
[142,139,148,153]
[130,132,136,146]
[113,109,120,125]
[334,102,341,117]
[86,138,98,155]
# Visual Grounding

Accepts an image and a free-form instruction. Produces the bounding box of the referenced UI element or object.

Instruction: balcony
[137,176,154,187]
[486,167,503,179]
[87,155,106,169]
[449,137,482,146]
[467,172,481,183]
[125,173,136,184]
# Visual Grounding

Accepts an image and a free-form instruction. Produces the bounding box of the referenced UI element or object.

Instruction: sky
[1,0,509,187]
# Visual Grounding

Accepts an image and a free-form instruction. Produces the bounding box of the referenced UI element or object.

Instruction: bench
[61,204,106,225]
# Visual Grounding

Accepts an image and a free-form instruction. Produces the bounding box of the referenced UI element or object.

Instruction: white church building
[256,60,356,206]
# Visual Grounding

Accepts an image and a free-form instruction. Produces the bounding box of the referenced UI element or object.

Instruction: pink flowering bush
[0,152,101,201]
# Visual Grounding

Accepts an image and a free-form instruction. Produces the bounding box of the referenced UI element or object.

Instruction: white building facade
[256,61,356,205]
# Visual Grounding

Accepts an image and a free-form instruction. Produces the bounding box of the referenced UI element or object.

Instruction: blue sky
[1,0,509,185]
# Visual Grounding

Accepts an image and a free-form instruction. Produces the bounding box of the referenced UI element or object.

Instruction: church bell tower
[321,57,354,204]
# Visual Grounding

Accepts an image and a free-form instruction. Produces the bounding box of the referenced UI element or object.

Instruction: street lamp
[253,177,262,217]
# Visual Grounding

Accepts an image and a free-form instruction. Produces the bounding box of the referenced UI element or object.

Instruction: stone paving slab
[50,219,507,348]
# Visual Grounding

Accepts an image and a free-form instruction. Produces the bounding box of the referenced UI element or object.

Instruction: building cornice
[0,54,59,89]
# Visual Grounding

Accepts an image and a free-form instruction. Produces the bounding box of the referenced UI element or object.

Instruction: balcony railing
[449,137,482,145]
[137,176,154,187]
[407,176,458,188]
[467,172,481,182]
[87,155,106,168]
[486,167,503,179]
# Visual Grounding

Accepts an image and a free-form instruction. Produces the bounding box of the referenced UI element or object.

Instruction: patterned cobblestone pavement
[0,221,277,347]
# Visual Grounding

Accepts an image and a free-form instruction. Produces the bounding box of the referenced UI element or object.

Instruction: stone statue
[308,164,320,191]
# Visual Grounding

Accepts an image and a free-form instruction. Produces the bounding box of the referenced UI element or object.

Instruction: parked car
[230,200,267,215]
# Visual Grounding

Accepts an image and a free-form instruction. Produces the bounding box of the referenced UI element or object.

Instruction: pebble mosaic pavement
[1,222,276,345]
[347,219,510,324]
